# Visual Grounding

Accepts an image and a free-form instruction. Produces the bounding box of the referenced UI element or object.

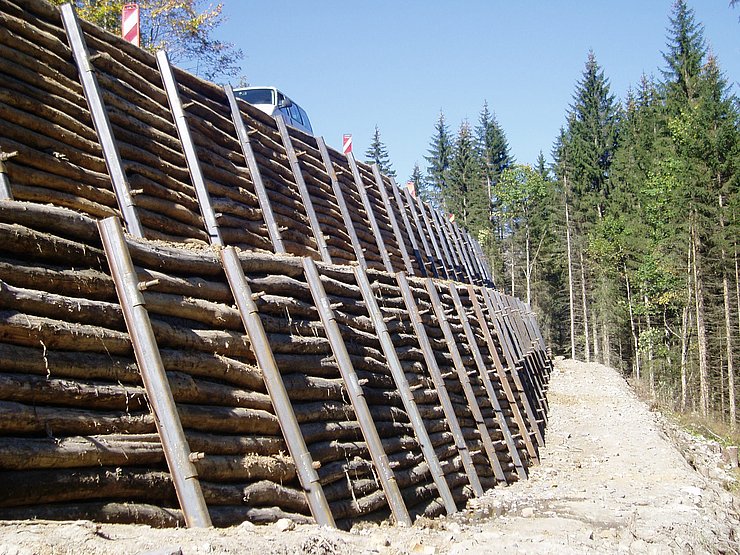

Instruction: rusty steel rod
[98,217,211,528]
[302,257,411,526]
[220,247,335,527]
[396,272,483,496]
[61,4,143,238]
[156,50,222,247]
[224,85,286,254]
[354,266,457,514]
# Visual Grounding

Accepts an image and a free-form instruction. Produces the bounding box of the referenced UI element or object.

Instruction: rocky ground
[1,358,739,555]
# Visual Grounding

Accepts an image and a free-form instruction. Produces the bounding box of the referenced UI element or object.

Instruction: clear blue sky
[219,1,739,183]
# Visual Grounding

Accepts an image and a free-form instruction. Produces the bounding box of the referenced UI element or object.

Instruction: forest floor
[2,358,740,555]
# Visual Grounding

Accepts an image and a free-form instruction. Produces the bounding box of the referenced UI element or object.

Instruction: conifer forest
[406,1,740,426]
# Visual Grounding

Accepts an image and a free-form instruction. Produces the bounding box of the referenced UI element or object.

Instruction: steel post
[156,50,222,246]
[224,85,285,254]
[97,217,211,528]
[220,247,335,527]
[302,257,411,526]
[60,5,143,238]
[354,266,457,514]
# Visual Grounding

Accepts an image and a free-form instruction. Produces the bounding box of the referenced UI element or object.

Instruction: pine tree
[424,112,452,208]
[364,125,396,178]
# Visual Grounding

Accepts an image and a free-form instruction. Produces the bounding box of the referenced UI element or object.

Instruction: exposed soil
[2,359,739,555]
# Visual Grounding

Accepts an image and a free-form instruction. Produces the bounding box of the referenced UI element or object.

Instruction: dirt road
[2,359,738,554]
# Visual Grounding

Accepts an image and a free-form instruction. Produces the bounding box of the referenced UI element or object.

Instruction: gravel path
[1,359,738,554]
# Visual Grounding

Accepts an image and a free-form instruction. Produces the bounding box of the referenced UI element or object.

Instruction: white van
[233,86,313,135]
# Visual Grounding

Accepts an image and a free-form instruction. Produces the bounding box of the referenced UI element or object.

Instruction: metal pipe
[447,283,527,480]
[60,5,143,238]
[396,272,483,496]
[354,266,457,514]
[224,85,285,254]
[424,278,507,483]
[220,247,335,527]
[316,137,366,269]
[97,217,211,528]
[302,257,411,526]
[275,115,331,264]
[346,153,394,273]
[156,50,222,247]
[371,165,414,274]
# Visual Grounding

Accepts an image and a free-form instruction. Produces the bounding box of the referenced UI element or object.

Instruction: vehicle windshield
[234,88,274,105]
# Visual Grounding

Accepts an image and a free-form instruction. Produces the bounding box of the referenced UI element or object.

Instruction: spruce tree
[424,112,452,208]
[476,101,514,188]
[446,121,486,233]
[365,125,396,178]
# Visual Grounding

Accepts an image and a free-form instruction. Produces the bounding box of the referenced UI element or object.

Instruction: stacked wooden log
[0,0,552,529]
[0,0,486,283]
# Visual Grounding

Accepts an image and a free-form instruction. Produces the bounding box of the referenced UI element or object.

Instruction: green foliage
[424,112,452,208]
[446,121,486,233]
[52,0,243,81]
[364,125,396,178]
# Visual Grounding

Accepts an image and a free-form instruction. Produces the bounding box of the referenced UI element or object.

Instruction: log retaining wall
[0,0,551,529]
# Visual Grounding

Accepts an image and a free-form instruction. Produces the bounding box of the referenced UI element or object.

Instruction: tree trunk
[720,194,735,428]
[692,222,710,417]
[592,308,599,363]
[579,250,590,363]
[525,225,531,306]
[681,241,693,411]
[565,195,576,359]
[624,265,640,379]
[644,294,655,397]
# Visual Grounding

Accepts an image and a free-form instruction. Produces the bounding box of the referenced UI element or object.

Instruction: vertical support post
[316,137,367,269]
[403,188,436,278]
[0,154,14,200]
[346,153,394,273]
[220,247,335,527]
[414,195,448,279]
[443,217,475,283]
[448,284,527,480]
[156,50,222,247]
[60,4,143,238]
[224,85,286,254]
[452,223,480,284]
[354,266,457,514]
[424,278,507,483]
[275,115,332,264]
[302,257,411,526]
[429,208,459,281]
[389,178,425,276]
[97,217,211,528]
[467,285,541,455]
[464,229,491,284]
[371,166,414,274]
[396,273,483,496]
[483,288,547,431]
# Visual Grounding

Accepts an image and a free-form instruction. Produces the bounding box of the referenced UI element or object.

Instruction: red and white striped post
[122,3,140,47]
[342,134,352,155]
